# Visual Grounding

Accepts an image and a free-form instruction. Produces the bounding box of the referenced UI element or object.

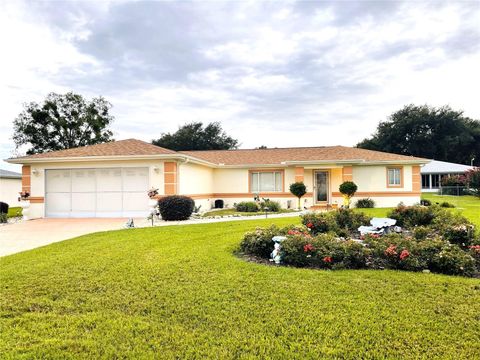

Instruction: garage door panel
[71,193,96,213]
[46,170,71,192]
[123,168,149,191]
[72,170,95,192]
[97,169,122,192]
[96,192,123,213]
[45,193,71,217]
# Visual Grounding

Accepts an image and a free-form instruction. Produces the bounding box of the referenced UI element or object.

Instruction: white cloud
[0,0,479,172]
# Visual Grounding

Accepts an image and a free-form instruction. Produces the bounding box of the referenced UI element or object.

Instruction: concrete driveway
[0,218,137,257]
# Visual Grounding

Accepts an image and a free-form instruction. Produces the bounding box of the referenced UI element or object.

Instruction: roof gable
[11,139,176,160]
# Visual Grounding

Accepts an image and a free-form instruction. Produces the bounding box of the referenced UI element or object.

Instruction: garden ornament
[358,218,397,236]
[124,218,135,229]
[271,236,287,264]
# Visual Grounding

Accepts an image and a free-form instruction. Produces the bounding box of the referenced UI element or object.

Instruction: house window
[431,174,440,188]
[250,171,282,192]
[387,167,402,187]
[421,174,430,189]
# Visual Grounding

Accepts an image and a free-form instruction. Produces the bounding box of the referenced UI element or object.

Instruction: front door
[314,171,329,204]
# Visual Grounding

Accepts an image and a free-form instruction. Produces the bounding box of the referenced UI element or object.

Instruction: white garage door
[45,168,149,218]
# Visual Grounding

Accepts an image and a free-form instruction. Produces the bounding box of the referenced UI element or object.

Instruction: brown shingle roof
[10,139,427,165]
[182,146,427,165]
[14,139,176,159]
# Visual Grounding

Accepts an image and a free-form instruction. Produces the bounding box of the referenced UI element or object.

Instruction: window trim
[248,169,285,193]
[386,166,404,188]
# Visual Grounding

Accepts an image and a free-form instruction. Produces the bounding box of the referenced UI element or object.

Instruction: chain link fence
[438,186,470,197]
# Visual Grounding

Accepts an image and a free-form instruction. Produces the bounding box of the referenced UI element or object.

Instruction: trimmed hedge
[158,195,194,221]
[235,201,259,212]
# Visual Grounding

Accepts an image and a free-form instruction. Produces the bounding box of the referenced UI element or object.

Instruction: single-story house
[0,169,22,207]
[421,160,474,192]
[6,139,429,219]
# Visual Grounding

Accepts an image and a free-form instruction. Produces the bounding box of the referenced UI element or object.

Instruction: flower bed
[239,206,480,277]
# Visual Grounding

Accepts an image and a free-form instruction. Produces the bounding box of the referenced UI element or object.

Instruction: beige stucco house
[0,169,22,208]
[6,139,428,219]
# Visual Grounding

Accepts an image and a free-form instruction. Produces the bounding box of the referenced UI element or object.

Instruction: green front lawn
[1,218,479,358]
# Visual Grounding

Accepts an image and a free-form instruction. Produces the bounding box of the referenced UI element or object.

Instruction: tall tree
[13,92,114,154]
[357,105,480,165]
[152,122,239,151]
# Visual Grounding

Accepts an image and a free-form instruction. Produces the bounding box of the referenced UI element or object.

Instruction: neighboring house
[421,160,474,192]
[0,169,22,207]
[5,139,429,219]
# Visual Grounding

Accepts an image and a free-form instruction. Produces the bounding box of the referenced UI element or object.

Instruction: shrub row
[235,200,281,213]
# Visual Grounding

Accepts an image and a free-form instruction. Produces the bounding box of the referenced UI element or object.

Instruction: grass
[1,218,480,359]
[7,207,22,218]
[202,208,296,217]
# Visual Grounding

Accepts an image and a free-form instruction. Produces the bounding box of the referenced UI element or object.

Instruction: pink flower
[384,245,397,257]
[304,244,315,252]
[399,249,410,260]
[323,256,333,263]
[469,245,480,253]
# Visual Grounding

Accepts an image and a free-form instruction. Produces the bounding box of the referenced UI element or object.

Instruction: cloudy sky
[1,0,479,171]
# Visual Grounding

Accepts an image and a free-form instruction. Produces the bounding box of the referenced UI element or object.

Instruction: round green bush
[157,195,194,221]
[355,198,375,208]
[235,201,259,212]
[440,201,455,208]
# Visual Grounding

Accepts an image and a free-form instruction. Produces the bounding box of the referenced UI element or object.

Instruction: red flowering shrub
[399,249,410,260]
[304,244,315,252]
[384,245,397,257]
[323,256,333,263]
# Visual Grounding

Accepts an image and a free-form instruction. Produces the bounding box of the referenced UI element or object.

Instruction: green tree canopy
[357,105,480,165]
[13,92,114,155]
[152,122,239,151]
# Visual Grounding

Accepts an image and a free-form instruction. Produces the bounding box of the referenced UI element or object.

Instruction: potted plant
[289,182,307,210]
[339,181,358,208]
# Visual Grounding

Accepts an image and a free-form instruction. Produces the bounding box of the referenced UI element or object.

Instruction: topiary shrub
[157,195,194,221]
[289,182,307,209]
[339,181,358,208]
[235,201,259,212]
[0,202,8,215]
[259,199,281,212]
[355,198,375,208]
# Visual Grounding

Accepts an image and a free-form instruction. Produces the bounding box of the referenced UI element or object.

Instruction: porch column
[164,162,177,195]
[21,165,31,195]
[342,166,353,182]
[294,167,304,182]
[412,165,421,192]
